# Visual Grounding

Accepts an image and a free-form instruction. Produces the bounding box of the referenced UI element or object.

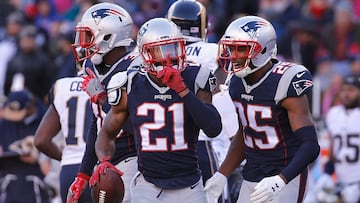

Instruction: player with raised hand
[93,17,222,203]
[204,15,320,203]
[166,1,238,202]
[66,2,141,203]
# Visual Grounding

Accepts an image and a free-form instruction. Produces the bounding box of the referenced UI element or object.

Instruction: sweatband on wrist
[77,172,90,181]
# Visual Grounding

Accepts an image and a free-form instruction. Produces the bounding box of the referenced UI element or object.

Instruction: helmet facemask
[219,39,262,77]
[141,38,186,74]
[218,16,277,78]
[72,26,99,63]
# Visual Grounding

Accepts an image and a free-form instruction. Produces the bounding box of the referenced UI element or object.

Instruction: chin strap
[91,53,104,65]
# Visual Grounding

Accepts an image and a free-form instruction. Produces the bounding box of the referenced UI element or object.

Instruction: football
[91,169,125,203]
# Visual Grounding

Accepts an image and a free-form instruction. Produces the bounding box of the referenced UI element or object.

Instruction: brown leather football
[91,169,125,203]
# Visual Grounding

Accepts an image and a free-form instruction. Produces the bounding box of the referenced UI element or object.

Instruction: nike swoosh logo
[296,71,306,78]
[124,157,136,163]
[190,182,200,189]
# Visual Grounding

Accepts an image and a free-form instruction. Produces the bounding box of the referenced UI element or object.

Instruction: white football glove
[314,174,335,192]
[204,172,227,203]
[341,183,360,203]
[250,175,286,203]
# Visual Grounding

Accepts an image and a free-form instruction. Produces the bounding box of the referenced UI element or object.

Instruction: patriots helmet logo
[91,9,126,24]
[241,21,268,33]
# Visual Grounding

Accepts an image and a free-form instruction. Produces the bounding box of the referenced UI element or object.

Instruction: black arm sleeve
[281,126,320,182]
[79,114,98,176]
[181,91,222,138]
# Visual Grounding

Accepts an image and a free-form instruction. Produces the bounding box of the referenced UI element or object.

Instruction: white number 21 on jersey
[137,103,188,151]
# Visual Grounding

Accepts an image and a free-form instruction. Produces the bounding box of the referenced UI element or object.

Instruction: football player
[93,18,222,203]
[167,1,239,202]
[34,71,93,202]
[204,15,320,203]
[66,3,141,203]
[318,75,360,203]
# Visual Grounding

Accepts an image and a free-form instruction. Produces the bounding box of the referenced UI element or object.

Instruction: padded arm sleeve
[181,91,222,138]
[281,126,320,182]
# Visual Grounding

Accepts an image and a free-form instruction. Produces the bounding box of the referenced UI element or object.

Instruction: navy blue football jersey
[229,60,313,182]
[83,51,141,163]
[126,65,216,189]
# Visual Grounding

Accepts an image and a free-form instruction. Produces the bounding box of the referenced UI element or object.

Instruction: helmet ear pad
[251,40,277,67]
[91,53,103,65]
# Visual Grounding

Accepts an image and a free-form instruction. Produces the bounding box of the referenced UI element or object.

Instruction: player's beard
[344,99,360,109]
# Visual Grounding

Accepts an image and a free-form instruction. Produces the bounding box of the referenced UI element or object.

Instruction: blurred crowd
[0,0,359,202]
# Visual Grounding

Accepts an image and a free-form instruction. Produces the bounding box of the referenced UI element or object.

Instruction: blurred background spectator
[0,89,50,203]
[4,24,56,103]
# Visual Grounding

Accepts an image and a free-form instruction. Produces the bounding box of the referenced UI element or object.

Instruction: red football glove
[66,172,90,203]
[157,68,187,93]
[89,156,124,187]
[81,67,107,104]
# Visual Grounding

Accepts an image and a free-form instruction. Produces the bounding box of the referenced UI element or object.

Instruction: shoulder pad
[107,71,127,105]
[274,63,311,103]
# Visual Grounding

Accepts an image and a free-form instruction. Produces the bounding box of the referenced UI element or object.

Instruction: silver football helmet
[72,2,133,65]
[137,18,186,74]
[219,15,277,77]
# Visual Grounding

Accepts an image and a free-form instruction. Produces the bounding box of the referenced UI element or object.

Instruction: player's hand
[250,175,286,203]
[89,156,124,187]
[314,173,335,192]
[157,67,187,93]
[66,172,90,203]
[204,172,227,203]
[81,67,107,104]
[341,183,360,203]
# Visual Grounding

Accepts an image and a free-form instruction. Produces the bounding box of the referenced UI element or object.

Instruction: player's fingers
[206,196,217,203]
[251,194,268,203]
[114,169,124,176]
[253,181,265,190]
[85,67,95,78]
[162,68,173,84]
[250,186,267,199]
[89,174,99,187]
[203,182,212,191]
[250,189,268,203]
[157,69,166,79]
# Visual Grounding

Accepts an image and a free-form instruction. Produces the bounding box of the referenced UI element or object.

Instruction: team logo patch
[91,9,126,24]
[292,80,313,96]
